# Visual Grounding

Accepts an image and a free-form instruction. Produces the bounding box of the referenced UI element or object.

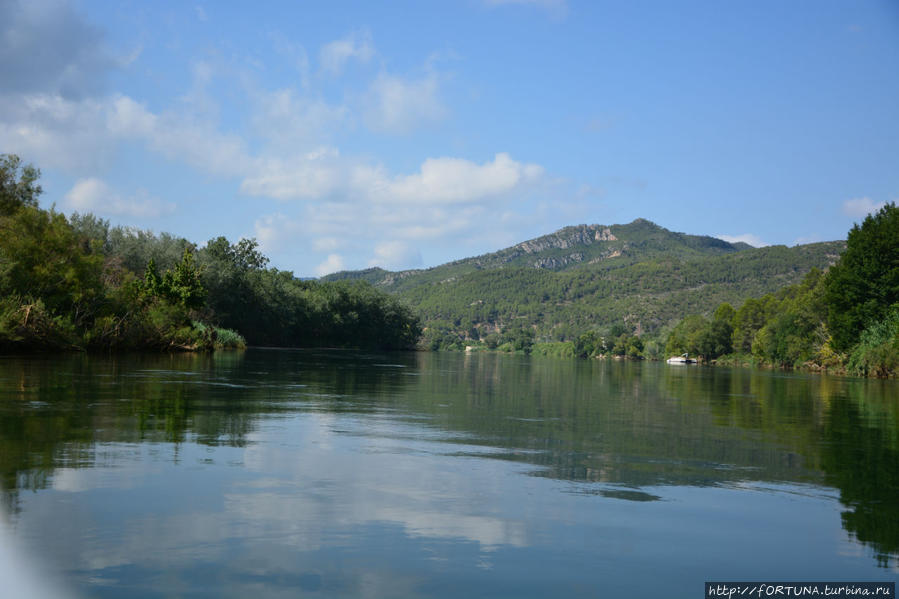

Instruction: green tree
[107,227,193,274]
[69,212,111,252]
[611,333,629,356]
[140,250,206,311]
[626,335,644,358]
[0,206,104,323]
[753,312,812,367]
[825,203,899,352]
[574,330,602,358]
[143,258,164,297]
[0,154,42,216]
[732,297,772,353]
[665,314,707,357]
[698,319,733,359]
[162,248,206,310]
[713,302,736,324]
[703,302,735,358]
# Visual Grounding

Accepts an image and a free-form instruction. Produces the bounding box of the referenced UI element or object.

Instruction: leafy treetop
[0,154,42,216]
[825,202,899,352]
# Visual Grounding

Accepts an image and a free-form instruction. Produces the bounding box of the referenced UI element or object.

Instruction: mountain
[324,219,844,345]
[324,219,751,291]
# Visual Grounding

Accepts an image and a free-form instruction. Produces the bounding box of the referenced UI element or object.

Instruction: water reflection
[0,350,897,597]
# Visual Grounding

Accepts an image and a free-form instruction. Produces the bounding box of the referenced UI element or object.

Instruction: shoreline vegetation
[450,203,899,378]
[0,155,421,354]
[3,155,897,378]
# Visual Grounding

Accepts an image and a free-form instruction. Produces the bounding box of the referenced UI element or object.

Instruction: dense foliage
[394,241,841,352]
[197,236,420,348]
[0,155,420,352]
[663,203,899,376]
[824,203,899,352]
[327,217,842,354]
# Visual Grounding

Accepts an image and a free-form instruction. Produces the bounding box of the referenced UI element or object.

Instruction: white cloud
[364,72,446,134]
[842,197,885,218]
[319,31,374,76]
[369,204,483,240]
[240,151,543,208]
[253,212,309,254]
[249,170,547,275]
[0,87,251,176]
[715,233,767,248]
[0,93,113,170]
[312,237,341,252]
[108,95,250,177]
[249,88,347,151]
[0,12,561,277]
[240,148,343,200]
[0,0,112,99]
[368,241,423,270]
[64,178,175,218]
[380,153,543,204]
[315,253,345,276]
[254,208,354,255]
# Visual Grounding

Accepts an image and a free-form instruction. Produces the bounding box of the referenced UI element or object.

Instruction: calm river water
[1,349,897,597]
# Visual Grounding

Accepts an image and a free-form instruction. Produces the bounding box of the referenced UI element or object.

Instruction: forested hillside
[327,219,843,350]
[324,219,754,293]
[666,203,899,377]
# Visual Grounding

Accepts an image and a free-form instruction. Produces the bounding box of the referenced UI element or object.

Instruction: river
[1,349,896,597]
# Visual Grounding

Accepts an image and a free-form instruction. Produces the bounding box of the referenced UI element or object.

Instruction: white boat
[666,353,697,364]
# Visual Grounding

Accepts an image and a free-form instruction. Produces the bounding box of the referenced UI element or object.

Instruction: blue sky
[2,0,897,277]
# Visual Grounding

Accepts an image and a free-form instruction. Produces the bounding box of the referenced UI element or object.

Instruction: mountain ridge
[322,218,843,346]
[323,218,757,291]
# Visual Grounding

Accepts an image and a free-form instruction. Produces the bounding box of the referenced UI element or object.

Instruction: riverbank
[459,342,891,378]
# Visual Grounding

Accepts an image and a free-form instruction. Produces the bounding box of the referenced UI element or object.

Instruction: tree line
[662,202,899,376]
[406,241,841,351]
[0,155,421,352]
[420,201,898,378]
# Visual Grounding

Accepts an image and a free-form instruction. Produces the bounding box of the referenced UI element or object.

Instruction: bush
[532,341,576,358]
[0,295,78,350]
[847,310,899,377]
[213,327,246,349]
[191,321,246,350]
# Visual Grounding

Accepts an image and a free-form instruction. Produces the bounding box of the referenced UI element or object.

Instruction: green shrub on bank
[192,321,247,350]
[847,310,899,377]
[0,295,79,351]
[532,341,576,358]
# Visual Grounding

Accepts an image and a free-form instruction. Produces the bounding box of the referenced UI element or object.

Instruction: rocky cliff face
[514,224,617,254]
[380,269,423,287]
[471,224,620,269]
[532,252,585,269]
